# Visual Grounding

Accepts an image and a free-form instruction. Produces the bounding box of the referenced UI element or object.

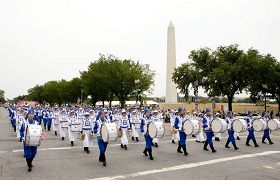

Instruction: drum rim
[147,121,157,138]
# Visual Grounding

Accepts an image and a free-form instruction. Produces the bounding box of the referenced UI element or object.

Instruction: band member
[42,109,48,130]
[59,109,68,141]
[202,108,217,153]
[170,109,179,144]
[131,110,140,142]
[245,111,259,147]
[10,108,16,132]
[214,113,221,141]
[118,109,129,150]
[16,109,25,141]
[262,112,274,144]
[233,112,241,140]
[20,109,40,172]
[140,109,154,160]
[52,107,60,136]
[151,110,160,148]
[94,110,109,166]
[225,112,239,150]
[174,107,188,156]
[81,112,94,153]
[68,110,79,146]
[196,112,205,143]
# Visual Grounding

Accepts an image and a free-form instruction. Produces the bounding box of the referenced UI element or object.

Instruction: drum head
[211,119,221,133]
[101,124,109,142]
[148,122,157,138]
[268,120,278,131]
[253,119,263,131]
[232,120,242,133]
[184,120,193,135]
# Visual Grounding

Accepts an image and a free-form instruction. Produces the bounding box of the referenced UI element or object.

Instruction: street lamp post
[134,79,140,107]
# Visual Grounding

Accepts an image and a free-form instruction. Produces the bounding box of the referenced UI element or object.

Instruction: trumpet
[80,133,85,141]
[90,131,95,139]
[118,129,123,138]
[170,127,178,134]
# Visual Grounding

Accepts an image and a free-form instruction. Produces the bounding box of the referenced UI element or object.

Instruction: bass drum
[147,121,165,138]
[100,123,118,142]
[211,118,227,133]
[183,120,200,135]
[232,119,248,133]
[267,119,280,131]
[253,119,267,132]
[25,124,42,146]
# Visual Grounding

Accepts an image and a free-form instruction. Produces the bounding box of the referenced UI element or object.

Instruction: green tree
[42,81,60,105]
[27,85,44,103]
[174,44,251,111]
[0,89,5,103]
[81,54,154,107]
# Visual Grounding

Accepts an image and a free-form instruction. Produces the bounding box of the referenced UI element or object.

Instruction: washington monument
[165,22,177,103]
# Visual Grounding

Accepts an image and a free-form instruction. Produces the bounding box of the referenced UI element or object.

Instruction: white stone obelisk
[165,22,177,103]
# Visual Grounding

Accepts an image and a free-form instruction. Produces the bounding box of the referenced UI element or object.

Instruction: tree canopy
[173,44,280,112]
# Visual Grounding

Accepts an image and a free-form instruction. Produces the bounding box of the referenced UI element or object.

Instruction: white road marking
[11,135,251,153]
[89,151,280,180]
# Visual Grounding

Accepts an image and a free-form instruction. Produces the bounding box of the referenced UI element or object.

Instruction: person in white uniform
[196,112,205,143]
[52,107,60,136]
[59,109,68,141]
[81,112,94,154]
[151,110,161,148]
[118,109,129,150]
[131,110,140,142]
[68,110,79,146]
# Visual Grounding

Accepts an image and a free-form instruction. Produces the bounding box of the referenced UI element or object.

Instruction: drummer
[59,109,68,141]
[131,110,140,142]
[174,107,188,156]
[196,112,205,143]
[117,109,129,150]
[93,110,110,166]
[52,107,60,136]
[202,108,217,153]
[140,108,154,160]
[245,111,259,147]
[151,110,161,148]
[233,112,241,140]
[170,109,179,144]
[19,109,40,172]
[225,111,239,150]
[81,112,94,153]
[262,112,274,145]
[68,110,79,146]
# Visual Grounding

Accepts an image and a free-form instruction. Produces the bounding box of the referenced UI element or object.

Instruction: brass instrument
[118,129,123,138]
[80,132,85,141]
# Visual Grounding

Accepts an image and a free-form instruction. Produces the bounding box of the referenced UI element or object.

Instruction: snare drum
[211,118,228,133]
[70,123,81,132]
[232,119,248,133]
[25,124,42,146]
[100,123,118,142]
[133,123,141,129]
[61,121,68,128]
[147,121,165,138]
[267,119,280,131]
[253,119,267,132]
[183,119,200,135]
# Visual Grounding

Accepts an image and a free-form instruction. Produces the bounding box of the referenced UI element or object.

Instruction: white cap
[84,112,90,116]
[121,109,126,113]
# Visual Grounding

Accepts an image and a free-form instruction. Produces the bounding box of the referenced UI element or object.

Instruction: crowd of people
[6,104,279,172]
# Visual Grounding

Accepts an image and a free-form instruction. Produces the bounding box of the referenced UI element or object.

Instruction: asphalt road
[1,107,280,180]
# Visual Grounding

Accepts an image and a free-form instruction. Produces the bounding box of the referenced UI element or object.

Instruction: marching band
[6,104,280,172]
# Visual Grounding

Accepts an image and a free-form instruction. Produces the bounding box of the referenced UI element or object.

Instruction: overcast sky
[0,0,279,99]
